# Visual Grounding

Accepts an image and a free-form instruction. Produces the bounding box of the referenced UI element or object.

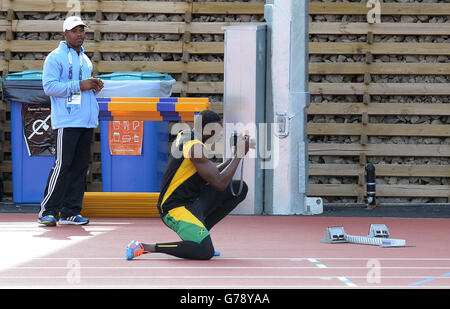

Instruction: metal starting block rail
[321,224,414,247]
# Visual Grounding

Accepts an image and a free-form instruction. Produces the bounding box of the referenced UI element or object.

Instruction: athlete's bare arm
[190,136,249,192]
[216,158,232,172]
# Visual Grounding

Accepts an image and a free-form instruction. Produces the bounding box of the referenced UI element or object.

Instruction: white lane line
[25,257,450,261]
[310,258,450,261]
[8,266,326,270]
[337,276,358,287]
[8,266,450,270]
[306,258,358,287]
[0,275,448,279]
[307,258,327,268]
[2,285,447,289]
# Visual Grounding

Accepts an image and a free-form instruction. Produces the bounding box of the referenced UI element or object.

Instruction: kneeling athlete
[126,110,249,260]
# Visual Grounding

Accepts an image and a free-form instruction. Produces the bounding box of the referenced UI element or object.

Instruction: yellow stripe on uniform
[160,140,205,208]
[160,159,196,207]
[168,206,206,229]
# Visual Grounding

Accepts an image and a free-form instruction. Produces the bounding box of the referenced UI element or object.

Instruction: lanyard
[68,51,83,81]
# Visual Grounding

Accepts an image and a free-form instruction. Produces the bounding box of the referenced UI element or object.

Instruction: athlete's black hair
[197,110,222,129]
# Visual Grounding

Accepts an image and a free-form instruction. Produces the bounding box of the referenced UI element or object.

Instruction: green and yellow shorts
[162,206,210,244]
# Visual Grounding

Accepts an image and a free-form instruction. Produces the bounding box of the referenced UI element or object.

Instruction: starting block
[321,224,413,247]
[321,226,347,244]
[368,224,390,238]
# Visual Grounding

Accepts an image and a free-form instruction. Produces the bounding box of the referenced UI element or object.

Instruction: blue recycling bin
[96,72,174,192]
[3,71,55,205]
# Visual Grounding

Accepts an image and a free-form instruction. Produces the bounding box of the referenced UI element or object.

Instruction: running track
[0,214,449,289]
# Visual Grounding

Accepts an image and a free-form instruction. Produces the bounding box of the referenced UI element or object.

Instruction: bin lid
[5,70,43,80]
[2,70,49,105]
[96,72,173,81]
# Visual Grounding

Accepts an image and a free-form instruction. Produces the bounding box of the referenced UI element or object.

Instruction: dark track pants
[155,180,248,260]
[39,127,93,219]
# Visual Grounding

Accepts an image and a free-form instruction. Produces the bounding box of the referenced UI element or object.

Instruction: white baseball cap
[63,16,87,32]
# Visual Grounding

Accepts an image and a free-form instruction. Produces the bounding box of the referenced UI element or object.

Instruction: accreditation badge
[66,91,82,113]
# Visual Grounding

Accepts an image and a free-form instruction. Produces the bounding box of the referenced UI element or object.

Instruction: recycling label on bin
[22,104,56,156]
[109,120,144,155]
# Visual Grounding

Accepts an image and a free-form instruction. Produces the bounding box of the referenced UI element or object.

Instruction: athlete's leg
[128,206,214,260]
[203,180,248,231]
[150,181,247,259]
[128,181,247,260]
[141,236,214,260]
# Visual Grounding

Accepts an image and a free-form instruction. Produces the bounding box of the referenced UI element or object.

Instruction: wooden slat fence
[0,1,449,204]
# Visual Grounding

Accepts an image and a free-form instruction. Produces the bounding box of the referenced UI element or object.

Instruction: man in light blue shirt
[38,16,104,226]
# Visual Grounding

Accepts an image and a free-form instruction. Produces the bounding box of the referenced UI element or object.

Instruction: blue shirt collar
[60,41,84,54]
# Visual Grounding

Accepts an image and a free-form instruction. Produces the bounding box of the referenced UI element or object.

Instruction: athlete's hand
[243,134,250,155]
[233,134,250,158]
